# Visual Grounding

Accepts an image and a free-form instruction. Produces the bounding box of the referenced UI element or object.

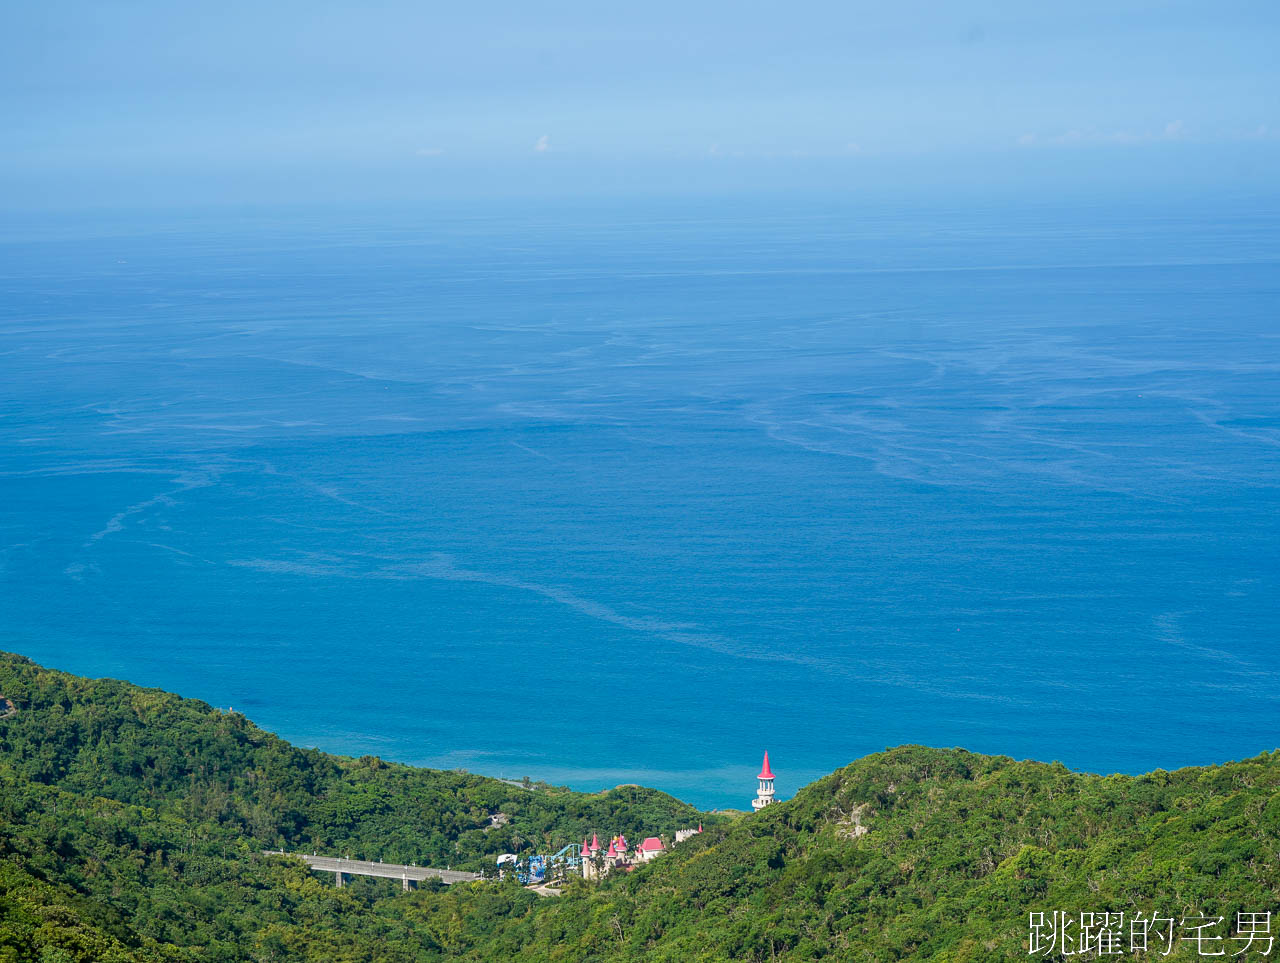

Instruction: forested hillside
[451,745,1280,960]
[0,653,708,868]
[1,652,1276,962]
[0,651,707,961]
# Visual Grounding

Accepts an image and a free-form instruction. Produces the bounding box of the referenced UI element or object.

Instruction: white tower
[752,751,776,810]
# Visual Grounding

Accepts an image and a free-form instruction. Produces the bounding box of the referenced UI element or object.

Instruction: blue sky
[3,0,1278,206]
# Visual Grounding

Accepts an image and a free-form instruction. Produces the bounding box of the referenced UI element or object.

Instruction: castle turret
[751,751,776,810]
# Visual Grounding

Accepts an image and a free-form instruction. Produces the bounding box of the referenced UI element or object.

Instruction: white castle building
[578,825,701,879]
[751,751,776,810]
[673,825,703,844]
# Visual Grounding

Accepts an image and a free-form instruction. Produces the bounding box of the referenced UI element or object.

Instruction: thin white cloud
[533,134,549,153]
[1164,119,1185,138]
[1233,124,1276,140]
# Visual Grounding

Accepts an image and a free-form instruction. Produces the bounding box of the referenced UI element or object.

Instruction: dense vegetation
[1,651,1276,961]
[0,652,706,961]
[0,653,706,870]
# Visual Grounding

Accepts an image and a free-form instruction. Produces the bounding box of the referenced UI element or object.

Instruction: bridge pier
[335,871,345,888]
[402,875,412,892]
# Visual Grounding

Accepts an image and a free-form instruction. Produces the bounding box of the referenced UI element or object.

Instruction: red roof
[758,751,774,780]
[638,837,665,852]
[580,839,590,857]
[589,833,600,851]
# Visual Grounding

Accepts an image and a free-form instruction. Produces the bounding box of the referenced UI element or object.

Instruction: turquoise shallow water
[2,196,1278,808]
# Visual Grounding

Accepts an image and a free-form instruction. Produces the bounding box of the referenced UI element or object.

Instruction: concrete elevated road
[264,851,482,890]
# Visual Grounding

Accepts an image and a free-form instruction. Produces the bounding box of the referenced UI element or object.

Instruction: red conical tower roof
[758,751,774,780]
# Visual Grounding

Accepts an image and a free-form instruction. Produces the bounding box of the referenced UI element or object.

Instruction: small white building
[635,836,666,862]
[751,751,776,811]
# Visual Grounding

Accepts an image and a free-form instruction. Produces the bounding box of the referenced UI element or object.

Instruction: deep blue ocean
[2,195,1278,809]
